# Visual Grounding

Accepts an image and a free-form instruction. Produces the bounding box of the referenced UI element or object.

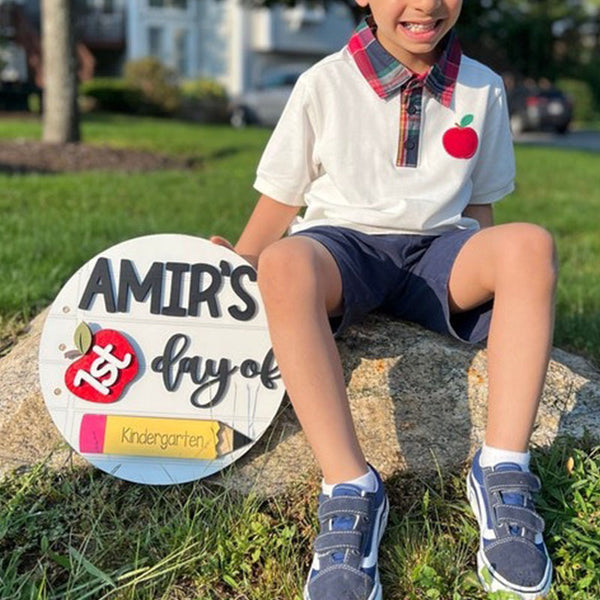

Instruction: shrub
[578,59,600,117]
[124,57,181,116]
[180,78,227,102]
[179,78,229,123]
[79,78,144,114]
[556,78,595,123]
[27,92,41,114]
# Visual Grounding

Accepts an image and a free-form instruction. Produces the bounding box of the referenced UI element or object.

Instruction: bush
[180,78,227,102]
[79,78,144,114]
[578,59,600,117]
[556,78,595,123]
[124,57,180,116]
[27,92,41,114]
[179,78,229,123]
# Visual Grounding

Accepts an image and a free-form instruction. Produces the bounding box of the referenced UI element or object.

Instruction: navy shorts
[292,225,493,344]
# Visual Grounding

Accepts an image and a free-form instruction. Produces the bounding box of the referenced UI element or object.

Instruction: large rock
[1,309,599,493]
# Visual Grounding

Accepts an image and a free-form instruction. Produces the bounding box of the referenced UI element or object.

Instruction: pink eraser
[79,414,107,453]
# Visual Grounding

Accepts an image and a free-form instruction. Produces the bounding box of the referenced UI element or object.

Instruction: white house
[5,0,355,95]
[122,0,355,94]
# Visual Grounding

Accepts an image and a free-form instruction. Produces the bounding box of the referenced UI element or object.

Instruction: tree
[41,0,80,143]
[449,0,589,80]
[250,0,591,79]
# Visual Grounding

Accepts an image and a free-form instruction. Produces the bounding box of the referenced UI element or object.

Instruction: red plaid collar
[348,15,461,107]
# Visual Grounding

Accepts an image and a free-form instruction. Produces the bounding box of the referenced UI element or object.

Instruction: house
[1,0,355,100]
[86,0,355,94]
[126,0,355,94]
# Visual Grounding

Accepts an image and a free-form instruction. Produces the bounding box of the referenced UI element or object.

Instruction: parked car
[229,68,307,128]
[507,82,573,135]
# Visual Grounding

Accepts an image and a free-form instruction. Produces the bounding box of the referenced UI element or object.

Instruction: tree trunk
[41,0,80,143]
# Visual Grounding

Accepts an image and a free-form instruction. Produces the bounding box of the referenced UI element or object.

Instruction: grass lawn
[1,114,599,366]
[0,114,599,599]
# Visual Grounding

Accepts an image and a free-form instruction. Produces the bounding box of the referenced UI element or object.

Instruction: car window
[261,72,301,89]
[539,90,564,100]
[282,73,300,86]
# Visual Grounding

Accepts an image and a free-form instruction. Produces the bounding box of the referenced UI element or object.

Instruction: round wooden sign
[38,234,284,484]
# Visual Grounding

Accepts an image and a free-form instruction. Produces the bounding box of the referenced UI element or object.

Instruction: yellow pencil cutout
[79,414,253,459]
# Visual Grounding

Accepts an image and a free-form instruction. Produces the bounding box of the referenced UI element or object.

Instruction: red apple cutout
[64,322,139,403]
[443,114,479,159]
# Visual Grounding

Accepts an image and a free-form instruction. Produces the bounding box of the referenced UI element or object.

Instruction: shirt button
[405,140,416,150]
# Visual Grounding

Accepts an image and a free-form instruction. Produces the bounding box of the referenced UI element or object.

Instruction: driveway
[514,129,600,152]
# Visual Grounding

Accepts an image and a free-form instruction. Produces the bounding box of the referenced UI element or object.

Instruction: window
[261,72,301,89]
[174,29,189,76]
[283,2,325,29]
[148,0,188,9]
[148,26,164,59]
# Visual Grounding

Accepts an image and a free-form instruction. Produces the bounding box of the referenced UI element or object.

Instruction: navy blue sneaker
[303,464,389,600]
[467,449,552,599]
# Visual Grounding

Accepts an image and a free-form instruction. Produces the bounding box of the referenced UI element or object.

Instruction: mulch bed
[0,140,200,174]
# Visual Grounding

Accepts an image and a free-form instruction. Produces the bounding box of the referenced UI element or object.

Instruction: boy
[213,0,557,598]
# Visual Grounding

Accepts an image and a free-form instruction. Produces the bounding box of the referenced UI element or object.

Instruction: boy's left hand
[210,235,235,251]
[210,236,258,269]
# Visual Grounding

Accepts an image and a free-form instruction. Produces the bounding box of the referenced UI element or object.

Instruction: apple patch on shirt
[442,114,479,159]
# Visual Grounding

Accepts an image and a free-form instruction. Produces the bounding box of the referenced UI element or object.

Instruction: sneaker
[303,464,389,600]
[467,449,553,599]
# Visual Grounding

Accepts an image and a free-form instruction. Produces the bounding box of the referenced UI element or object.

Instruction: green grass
[1,115,599,366]
[0,114,599,598]
[0,440,598,599]
[494,146,600,365]
[0,115,271,349]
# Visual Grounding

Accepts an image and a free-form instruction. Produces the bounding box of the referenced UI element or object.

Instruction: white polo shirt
[253,26,515,236]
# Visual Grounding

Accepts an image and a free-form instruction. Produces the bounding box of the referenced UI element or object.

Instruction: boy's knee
[257,239,321,303]
[501,223,559,282]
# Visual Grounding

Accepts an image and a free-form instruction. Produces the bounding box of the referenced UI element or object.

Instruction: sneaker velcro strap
[314,530,363,553]
[317,496,371,522]
[495,505,545,533]
[486,471,541,493]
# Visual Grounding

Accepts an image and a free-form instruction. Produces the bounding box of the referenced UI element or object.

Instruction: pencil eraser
[79,414,107,453]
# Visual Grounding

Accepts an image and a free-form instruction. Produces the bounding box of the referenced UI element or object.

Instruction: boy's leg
[257,235,368,484]
[447,222,558,451]
[258,236,389,600]
[447,221,557,598]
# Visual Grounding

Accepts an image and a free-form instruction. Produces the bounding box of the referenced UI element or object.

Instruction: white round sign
[38,234,284,484]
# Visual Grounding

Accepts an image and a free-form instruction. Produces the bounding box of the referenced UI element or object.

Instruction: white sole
[304,493,389,600]
[466,473,552,600]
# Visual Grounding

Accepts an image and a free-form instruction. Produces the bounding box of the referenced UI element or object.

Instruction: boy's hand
[210,236,258,269]
[209,194,299,271]
[210,235,235,252]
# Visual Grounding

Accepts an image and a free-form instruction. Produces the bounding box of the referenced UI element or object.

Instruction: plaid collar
[348,15,462,107]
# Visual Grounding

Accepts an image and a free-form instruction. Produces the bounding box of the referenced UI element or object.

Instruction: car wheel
[230,107,249,128]
[510,114,525,136]
[555,123,569,135]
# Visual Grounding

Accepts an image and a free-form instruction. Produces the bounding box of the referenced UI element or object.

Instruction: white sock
[322,467,377,495]
[480,443,530,471]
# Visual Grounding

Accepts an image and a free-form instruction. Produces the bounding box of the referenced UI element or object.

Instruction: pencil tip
[233,430,253,449]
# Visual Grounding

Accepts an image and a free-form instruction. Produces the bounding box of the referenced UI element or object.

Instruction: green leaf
[68,545,116,587]
[222,574,238,588]
[48,550,71,570]
[480,565,492,586]
[74,322,93,354]
[460,114,474,127]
